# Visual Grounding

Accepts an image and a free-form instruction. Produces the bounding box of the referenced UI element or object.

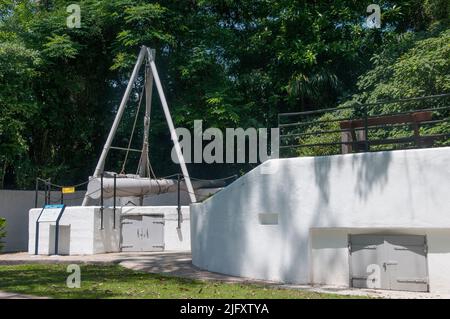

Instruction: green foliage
[0,40,41,188]
[424,0,450,21]
[347,27,450,148]
[295,110,353,157]
[0,218,6,251]
[356,28,450,103]
[43,34,80,60]
[292,26,449,157]
[0,0,448,186]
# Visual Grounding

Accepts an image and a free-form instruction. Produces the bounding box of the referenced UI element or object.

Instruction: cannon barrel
[85,176,226,200]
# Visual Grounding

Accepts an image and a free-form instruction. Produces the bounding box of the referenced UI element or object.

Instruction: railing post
[113,173,117,229]
[60,188,64,205]
[44,179,49,205]
[48,178,52,204]
[100,173,104,230]
[177,173,181,229]
[35,178,39,208]
[363,104,369,152]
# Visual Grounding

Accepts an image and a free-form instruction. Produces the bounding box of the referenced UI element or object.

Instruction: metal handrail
[278,94,450,157]
[278,93,450,119]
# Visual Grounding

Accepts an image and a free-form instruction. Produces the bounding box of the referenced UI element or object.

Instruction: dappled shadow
[351,152,392,201]
[312,151,392,205]
[191,149,399,285]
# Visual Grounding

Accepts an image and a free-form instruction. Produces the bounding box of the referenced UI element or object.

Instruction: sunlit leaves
[123,3,167,24]
[43,34,79,60]
[0,40,40,184]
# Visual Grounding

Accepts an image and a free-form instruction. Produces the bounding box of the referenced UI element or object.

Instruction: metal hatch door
[350,235,385,289]
[121,215,164,252]
[350,234,428,292]
[384,235,428,292]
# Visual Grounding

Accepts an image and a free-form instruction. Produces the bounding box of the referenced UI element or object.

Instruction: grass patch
[0,264,365,299]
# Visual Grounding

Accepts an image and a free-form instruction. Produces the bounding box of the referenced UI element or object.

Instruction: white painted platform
[28,205,191,255]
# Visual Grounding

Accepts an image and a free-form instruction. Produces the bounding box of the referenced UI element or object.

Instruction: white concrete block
[121,206,190,251]
[29,205,191,255]
[29,206,120,255]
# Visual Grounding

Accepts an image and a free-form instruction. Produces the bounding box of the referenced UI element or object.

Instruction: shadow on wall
[313,151,393,204]
[193,167,262,279]
[193,158,343,283]
[194,150,395,283]
[280,151,394,283]
[195,185,251,277]
[281,159,343,283]
[313,155,344,222]
[352,152,392,200]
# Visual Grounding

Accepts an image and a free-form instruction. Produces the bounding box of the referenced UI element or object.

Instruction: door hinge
[396,278,428,284]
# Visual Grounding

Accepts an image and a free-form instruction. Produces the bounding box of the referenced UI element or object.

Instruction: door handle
[383,261,398,270]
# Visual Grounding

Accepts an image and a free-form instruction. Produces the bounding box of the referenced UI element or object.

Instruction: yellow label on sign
[62,187,75,194]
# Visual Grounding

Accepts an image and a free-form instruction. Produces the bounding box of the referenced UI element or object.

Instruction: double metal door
[350,234,428,292]
[121,215,164,252]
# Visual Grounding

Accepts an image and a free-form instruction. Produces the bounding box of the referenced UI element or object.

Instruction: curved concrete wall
[190,147,450,292]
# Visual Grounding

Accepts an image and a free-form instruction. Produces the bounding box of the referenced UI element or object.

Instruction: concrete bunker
[190,147,450,294]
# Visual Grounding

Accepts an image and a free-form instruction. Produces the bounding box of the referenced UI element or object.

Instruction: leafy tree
[354,28,450,104]
[0,0,448,186]
[0,38,41,188]
[291,25,450,156]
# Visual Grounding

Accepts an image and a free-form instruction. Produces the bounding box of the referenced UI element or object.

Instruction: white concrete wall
[2,186,217,253]
[191,147,450,293]
[121,206,191,251]
[93,208,121,254]
[426,230,450,293]
[310,229,349,286]
[0,190,84,252]
[29,206,120,255]
[28,205,191,255]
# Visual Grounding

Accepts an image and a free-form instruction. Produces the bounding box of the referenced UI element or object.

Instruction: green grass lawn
[0,264,365,299]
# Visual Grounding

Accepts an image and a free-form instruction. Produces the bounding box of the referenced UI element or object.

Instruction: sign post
[35,204,66,255]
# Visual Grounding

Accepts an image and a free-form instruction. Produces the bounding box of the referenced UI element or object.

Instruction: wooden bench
[339,111,433,154]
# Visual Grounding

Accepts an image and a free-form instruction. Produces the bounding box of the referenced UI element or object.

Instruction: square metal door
[121,215,164,252]
[384,235,428,292]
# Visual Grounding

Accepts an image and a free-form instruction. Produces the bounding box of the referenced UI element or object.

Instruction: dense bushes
[0,1,448,183]
[0,218,6,252]
[290,27,450,156]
